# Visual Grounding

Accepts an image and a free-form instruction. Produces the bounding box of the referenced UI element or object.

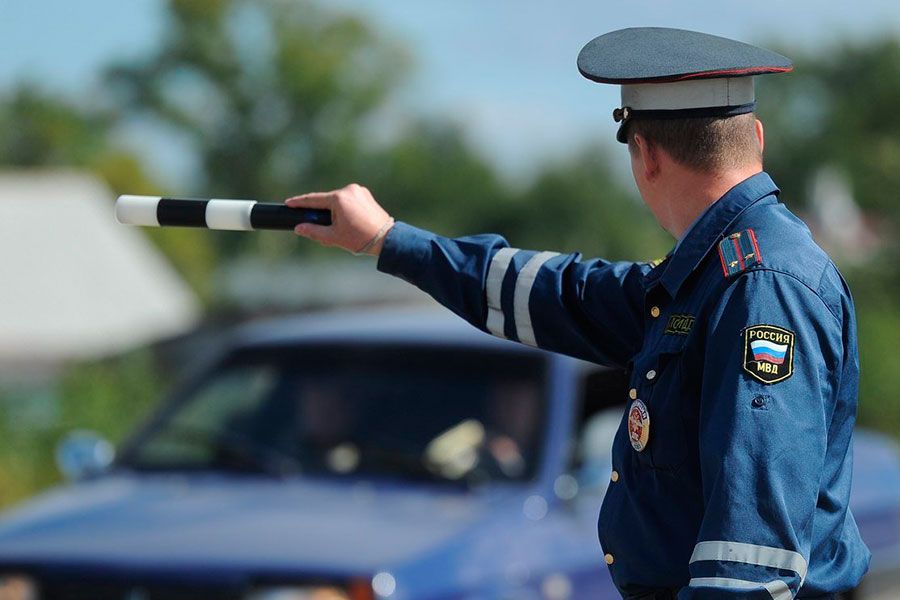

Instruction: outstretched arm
[288,184,649,367]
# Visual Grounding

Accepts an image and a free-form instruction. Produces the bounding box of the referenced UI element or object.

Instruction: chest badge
[664,314,695,336]
[627,399,650,452]
[743,324,795,384]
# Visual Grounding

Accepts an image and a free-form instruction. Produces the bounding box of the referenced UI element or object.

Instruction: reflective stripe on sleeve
[690,541,807,584]
[513,251,560,347]
[485,248,519,338]
[688,577,792,600]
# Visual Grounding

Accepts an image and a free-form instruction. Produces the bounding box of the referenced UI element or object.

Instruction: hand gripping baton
[115,195,332,231]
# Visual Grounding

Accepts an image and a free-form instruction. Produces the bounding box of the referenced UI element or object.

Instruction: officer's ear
[754,118,765,155]
[630,133,661,181]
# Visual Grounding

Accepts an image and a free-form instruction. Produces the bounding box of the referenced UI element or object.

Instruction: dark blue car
[1,310,899,599]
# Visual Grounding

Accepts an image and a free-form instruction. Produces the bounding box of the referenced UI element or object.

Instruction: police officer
[287,27,870,599]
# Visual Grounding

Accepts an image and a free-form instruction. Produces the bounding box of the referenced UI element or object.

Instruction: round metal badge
[627,399,650,452]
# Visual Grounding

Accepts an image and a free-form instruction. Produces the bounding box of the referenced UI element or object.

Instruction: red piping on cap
[582,65,793,85]
[675,65,793,81]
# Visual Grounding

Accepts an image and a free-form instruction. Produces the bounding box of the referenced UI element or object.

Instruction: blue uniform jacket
[376,172,870,598]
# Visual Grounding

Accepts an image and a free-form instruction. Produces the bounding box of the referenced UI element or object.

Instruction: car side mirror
[55,430,115,480]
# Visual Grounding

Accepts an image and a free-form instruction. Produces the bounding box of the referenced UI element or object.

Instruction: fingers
[293,222,337,245]
[287,191,339,246]
[287,183,387,254]
[284,192,336,209]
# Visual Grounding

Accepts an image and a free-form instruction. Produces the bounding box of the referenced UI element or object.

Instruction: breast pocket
[643,347,690,472]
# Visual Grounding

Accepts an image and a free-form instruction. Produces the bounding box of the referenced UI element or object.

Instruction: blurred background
[0,0,898,519]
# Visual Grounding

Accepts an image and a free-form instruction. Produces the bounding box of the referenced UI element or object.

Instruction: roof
[0,170,200,365]
[216,257,436,312]
[231,308,550,355]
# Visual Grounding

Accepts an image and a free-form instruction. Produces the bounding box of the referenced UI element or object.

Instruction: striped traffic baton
[115,195,332,231]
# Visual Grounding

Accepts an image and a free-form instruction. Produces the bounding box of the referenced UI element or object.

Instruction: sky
[1,0,899,185]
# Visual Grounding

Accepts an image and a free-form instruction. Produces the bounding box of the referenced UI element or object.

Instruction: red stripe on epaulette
[717,243,730,278]
[718,229,764,279]
[748,228,762,263]
[732,237,745,270]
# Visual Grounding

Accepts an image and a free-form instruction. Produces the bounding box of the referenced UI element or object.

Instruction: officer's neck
[659,164,763,240]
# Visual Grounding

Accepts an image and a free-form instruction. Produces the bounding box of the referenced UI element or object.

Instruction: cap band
[621,77,754,111]
[627,102,757,120]
[615,101,757,144]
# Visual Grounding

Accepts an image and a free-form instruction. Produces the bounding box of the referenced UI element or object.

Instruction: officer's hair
[626,113,762,173]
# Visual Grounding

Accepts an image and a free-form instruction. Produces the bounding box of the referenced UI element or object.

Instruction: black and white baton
[115,196,332,231]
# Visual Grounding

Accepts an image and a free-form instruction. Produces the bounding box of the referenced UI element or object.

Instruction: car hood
[0,472,511,580]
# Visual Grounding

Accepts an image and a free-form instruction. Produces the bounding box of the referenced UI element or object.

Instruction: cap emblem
[612,106,631,123]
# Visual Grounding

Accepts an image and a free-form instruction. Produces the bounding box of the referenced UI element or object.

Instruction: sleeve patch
[718,229,762,278]
[743,324,795,384]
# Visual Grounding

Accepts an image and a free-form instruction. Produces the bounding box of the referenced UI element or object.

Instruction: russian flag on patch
[750,339,788,365]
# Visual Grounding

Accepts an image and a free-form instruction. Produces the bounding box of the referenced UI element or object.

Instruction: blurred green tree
[105,0,410,262]
[0,85,218,301]
[0,351,162,507]
[356,125,669,260]
[0,87,109,167]
[510,149,667,259]
[23,2,900,509]
[757,38,900,437]
[758,37,900,223]
[103,0,663,264]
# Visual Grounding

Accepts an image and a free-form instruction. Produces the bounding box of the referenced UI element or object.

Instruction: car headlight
[245,584,372,600]
[246,572,395,600]
[0,574,37,600]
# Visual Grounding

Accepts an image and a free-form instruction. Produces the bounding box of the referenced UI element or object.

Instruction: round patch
[628,399,650,452]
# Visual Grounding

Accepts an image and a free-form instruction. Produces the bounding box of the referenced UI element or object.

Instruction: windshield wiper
[125,424,303,478]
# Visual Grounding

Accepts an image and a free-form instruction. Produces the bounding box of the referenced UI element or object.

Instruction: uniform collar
[649,171,779,298]
[673,199,715,253]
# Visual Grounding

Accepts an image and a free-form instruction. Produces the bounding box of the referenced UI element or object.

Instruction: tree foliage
[2,1,899,507]
[105,0,410,260]
[0,0,661,507]
[758,38,900,437]
[0,87,109,167]
[759,37,900,224]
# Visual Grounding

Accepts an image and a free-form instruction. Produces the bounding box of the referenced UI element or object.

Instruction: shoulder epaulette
[717,229,762,278]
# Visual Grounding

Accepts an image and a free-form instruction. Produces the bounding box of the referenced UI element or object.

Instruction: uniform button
[604,553,615,565]
[650,306,660,318]
[646,370,657,381]
[610,470,619,483]
[628,388,637,400]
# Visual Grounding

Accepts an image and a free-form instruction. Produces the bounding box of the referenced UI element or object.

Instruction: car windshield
[120,344,547,485]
